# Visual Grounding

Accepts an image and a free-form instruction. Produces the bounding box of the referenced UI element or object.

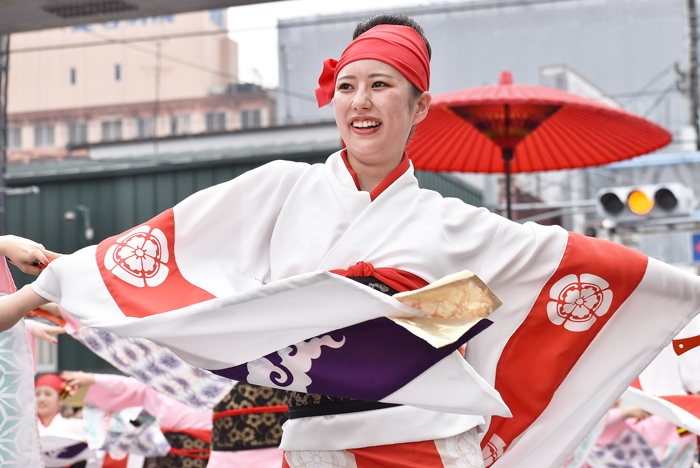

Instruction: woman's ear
[412,91,432,126]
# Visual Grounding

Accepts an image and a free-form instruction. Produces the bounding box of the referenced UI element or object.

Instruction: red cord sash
[212,404,288,421]
[168,447,210,459]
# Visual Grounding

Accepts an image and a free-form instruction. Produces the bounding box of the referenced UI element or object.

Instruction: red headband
[315,24,430,108]
[35,374,64,395]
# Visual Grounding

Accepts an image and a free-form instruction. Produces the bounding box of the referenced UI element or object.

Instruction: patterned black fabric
[287,391,398,419]
[156,431,208,468]
[211,382,288,451]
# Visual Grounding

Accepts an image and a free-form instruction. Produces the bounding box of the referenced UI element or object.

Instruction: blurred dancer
[585,405,696,468]
[63,371,212,468]
[35,373,95,467]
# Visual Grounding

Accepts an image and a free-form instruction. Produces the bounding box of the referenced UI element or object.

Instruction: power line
[82,30,316,103]
[5,25,275,55]
[619,62,677,104]
[643,82,676,117]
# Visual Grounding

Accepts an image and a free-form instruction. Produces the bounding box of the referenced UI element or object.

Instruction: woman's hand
[61,370,96,387]
[28,320,65,344]
[0,235,61,275]
[0,285,50,332]
[620,405,650,421]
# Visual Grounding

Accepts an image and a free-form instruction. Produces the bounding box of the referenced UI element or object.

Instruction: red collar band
[340,149,411,201]
[315,25,430,108]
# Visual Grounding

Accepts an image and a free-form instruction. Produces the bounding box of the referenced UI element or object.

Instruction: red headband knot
[315,25,430,108]
[35,374,65,395]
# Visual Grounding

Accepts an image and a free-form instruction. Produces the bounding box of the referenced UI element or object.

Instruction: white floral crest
[546,274,613,332]
[104,225,169,288]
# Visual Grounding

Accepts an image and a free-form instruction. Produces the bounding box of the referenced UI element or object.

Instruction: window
[115,64,121,82]
[241,109,262,129]
[170,115,190,135]
[34,125,55,148]
[7,127,21,150]
[205,112,226,133]
[35,338,58,374]
[67,122,88,145]
[210,9,224,28]
[135,117,155,139]
[101,120,122,142]
[70,67,76,86]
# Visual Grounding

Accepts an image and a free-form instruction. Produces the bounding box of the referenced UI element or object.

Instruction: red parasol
[409,71,672,219]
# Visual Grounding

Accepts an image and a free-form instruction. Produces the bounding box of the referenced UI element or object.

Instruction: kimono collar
[340,149,411,201]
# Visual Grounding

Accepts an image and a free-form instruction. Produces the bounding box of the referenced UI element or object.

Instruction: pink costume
[596,408,681,449]
[584,408,691,468]
[208,448,283,468]
[83,374,212,431]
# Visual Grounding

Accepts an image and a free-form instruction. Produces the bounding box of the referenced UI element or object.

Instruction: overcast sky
[227,0,465,88]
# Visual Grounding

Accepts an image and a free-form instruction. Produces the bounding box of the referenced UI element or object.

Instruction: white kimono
[38,413,96,467]
[32,151,700,467]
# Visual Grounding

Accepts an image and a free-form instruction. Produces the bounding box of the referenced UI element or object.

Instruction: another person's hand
[61,370,96,387]
[28,320,65,344]
[620,405,650,421]
[0,235,61,275]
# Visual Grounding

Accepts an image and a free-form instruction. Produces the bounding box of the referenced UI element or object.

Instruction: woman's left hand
[28,321,65,344]
[61,370,96,387]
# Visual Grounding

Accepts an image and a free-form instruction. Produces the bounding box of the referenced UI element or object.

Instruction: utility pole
[280,43,293,124]
[688,0,700,150]
[0,35,9,235]
[153,41,161,154]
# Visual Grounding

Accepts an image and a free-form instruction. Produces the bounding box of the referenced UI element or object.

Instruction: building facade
[6,9,275,163]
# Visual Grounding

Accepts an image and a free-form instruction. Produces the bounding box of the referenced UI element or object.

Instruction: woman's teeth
[352,121,381,128]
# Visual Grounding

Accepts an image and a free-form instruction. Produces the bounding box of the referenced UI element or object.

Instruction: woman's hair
[352,14,432,100]
[352,13,432,60]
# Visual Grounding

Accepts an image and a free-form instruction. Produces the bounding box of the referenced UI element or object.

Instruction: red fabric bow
[315,25,430,108]
[331,261,428,293]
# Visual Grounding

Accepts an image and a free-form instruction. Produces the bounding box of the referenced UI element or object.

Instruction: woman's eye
[372,81,387,88]
[337,83,352,91]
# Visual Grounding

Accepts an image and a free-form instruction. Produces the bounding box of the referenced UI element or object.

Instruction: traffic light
[596,183,697,225]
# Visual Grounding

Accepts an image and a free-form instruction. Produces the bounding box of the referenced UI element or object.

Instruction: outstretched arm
[0,285,50,332]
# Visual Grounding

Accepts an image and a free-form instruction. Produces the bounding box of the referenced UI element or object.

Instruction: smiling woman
[315,16,433,193]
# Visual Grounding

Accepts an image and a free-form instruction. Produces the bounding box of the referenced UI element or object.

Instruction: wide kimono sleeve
[32,159,309,326]
[460,213,700,468]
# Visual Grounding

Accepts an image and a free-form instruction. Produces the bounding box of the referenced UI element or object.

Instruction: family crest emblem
[547,273,613,332]
[103,225,169,288]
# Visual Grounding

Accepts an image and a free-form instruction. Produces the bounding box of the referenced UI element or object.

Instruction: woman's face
[333,59,430,167]
[35,386,62,424]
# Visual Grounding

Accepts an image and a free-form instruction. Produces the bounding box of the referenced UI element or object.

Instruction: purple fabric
[212,317,492,401]
[56,442,89,459]
[588,429,661,468]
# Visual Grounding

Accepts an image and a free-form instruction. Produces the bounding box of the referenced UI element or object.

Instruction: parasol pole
[502,148,513,220]
[502,103,513,220]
